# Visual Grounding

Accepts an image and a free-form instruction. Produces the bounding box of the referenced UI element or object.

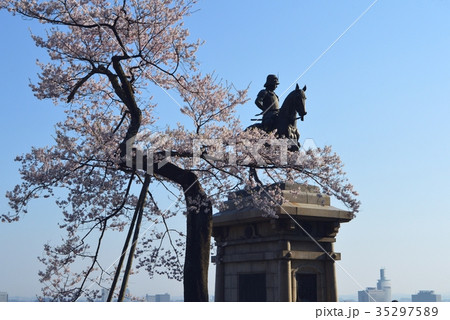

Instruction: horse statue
[247,83,307,151]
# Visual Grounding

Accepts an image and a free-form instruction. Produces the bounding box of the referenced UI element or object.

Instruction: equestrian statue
[248,74,307,151]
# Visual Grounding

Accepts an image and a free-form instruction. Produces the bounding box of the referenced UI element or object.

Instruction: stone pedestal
[212,183,354,302]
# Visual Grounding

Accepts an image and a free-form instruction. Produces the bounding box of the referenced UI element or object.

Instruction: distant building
[156,293,170,302]
[123,289,132,302]
[359,288,386,302]
[358,268,391,302]
[412,291,441,302]
[145,294,156,302]
[146,293,170,302]
[0,292,8,302]
[100,288,108,302]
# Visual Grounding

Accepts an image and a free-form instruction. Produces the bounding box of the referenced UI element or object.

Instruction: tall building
[377,268,392,301]
[0,292,8,302]
[358,268,391,302]
[412,291,441,302]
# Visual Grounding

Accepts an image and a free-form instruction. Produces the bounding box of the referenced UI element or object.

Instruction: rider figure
[255,74,280,131]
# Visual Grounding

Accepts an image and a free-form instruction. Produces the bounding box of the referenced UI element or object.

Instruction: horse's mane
[279,88,299,114]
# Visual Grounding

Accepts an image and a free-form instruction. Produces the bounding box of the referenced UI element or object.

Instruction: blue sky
[1,0,450,299]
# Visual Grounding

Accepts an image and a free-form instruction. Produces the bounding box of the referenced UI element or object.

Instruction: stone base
[212,183,353,302]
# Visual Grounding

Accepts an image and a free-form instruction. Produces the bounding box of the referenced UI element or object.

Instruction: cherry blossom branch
[72,219,107,301]
[146,189,183,272]
[67,69,97,102]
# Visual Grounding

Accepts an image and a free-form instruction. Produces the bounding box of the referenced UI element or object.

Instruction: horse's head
[277,83,307,126]
[293,83,307,121]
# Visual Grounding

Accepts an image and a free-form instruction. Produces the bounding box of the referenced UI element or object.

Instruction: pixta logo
[125,135,319,174]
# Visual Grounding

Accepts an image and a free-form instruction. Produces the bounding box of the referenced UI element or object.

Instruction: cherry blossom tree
[1,0,360,302]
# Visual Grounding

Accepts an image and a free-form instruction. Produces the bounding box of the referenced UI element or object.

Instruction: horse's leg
[288,139,300,152]
[286,125,300,152]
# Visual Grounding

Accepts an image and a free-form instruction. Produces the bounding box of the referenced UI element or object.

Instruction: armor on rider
[255,74,280,131]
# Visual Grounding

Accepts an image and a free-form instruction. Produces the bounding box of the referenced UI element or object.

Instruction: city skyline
[2,265,450,302]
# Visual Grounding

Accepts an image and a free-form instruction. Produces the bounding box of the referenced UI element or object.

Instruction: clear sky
[1,0,450,300]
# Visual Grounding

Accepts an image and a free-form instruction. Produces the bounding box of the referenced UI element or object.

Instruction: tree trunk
[101,56,212,301]
[183,179,212,302]
[153,162,212,302]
